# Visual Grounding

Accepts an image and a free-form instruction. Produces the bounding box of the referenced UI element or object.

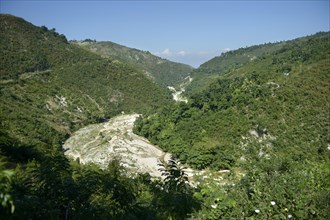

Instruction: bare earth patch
[63,114,171,178]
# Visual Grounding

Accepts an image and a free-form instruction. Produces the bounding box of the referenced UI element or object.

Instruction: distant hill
[73,40,193,87]
[0,14,172,146]
[186,32,330,95]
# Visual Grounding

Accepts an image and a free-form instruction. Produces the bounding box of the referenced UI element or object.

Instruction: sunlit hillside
[0,13,329,220]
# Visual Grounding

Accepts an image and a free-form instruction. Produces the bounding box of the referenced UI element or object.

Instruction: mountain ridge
[186,31,330,95]
[73,40,194,87]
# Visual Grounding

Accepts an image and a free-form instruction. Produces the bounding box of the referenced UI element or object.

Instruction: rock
[63,114,169,178]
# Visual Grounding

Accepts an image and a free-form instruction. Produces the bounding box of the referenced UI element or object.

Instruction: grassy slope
[0,14,172,147]
[74,40,194,87]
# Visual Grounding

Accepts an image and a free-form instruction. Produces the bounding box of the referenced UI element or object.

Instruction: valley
[167,76,193,102]
[0,14,329,220]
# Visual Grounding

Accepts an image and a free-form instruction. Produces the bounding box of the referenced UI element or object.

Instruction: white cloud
[197,51,209,56]
[177,50,187,56]
[223,48,231,52]
[153,49,218,67]
[155,49,188,57]
[155,48,172,56]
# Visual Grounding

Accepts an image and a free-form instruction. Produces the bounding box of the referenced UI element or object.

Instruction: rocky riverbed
[63,114,172,178]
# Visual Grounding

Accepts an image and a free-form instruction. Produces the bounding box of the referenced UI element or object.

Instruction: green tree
[0,157,15,215]
[153,157,200,219]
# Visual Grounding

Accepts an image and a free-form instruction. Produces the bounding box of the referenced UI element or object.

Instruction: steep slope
[73,40,193,87]
[136,32,330,169]
[0,15,200,219]
[134,32,330,218]
[0,14,172,148]
[186,32,330,95]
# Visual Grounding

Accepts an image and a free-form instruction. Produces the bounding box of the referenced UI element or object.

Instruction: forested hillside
[187,32,330,95]
[0,14,172,146]
[74,40,193,87]
[1,14,329,219]
[0,14,195,219]
[134,32,330,218]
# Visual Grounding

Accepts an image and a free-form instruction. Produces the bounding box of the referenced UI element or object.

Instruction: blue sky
[1,1,329,67]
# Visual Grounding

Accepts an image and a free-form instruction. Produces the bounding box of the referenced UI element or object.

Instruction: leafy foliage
[0,157,15,215]
[192,160,330,219]
[135,32,330,218]
[153,157,200,219]
[1,143,199,219]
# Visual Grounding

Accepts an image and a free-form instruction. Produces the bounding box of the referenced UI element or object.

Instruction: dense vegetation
[0,14,172,146]
[1,14,329,219]
[73,40,193,87]
[186,32,330,95]
[134,32,330,218]
[0,14,198,219]
[0,144,199,219]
